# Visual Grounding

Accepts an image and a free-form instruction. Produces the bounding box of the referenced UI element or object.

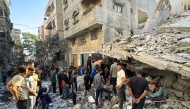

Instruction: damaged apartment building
[42,0,68,66]
[100,0,190,108]
[0,0,13,67]
[62,0,156,67]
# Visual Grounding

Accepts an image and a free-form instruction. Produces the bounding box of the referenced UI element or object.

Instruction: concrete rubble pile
[0,83,17,109]
[102,25,190,66]
[146,72,190,109]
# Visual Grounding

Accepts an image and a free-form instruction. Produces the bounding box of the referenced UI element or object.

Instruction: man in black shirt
[87,56,92,72]
[62,70,69,99]
[83,71,90,97]
[71,71,78,105]
[128,66,149,109]
[57,70,64,95]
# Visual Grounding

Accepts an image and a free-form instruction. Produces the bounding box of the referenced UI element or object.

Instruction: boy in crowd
[83,71,90,97]
[116,63,127,109]
[93,68,112,109]
[71,72,78,105]
[6,67,28,109]
[34,83,52,109]
[25,68,37,109]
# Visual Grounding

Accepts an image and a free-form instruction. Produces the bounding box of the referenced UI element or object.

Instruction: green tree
[22,32,40,56]
[14,43,26,64]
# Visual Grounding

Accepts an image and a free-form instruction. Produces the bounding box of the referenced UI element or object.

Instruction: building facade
[38,25,45,40]
[11,28,21,64]
[44,0,67,67]
[62,0,156,67]
[0,0,13,66]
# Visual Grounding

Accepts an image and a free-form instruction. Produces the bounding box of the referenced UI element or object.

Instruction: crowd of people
[0,54,168,109]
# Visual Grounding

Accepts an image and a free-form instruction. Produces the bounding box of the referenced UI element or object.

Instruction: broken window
[113,4,122,13]
[52,20,56,28]
[71,38,75,46]
[131,8,133,13]
[64,19,69,30]
[73,11,79,21]
[0,32,5,37]
[80,39,86,45]
[131,30,134,36]
[78,35,86,46]
[4,10,8,17]
[63,0,68,10]
[90,29,98,40]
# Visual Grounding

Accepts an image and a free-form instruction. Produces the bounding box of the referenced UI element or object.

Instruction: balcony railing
[64,5,103,38]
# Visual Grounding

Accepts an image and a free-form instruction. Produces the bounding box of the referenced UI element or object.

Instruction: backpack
[61,81,64,89]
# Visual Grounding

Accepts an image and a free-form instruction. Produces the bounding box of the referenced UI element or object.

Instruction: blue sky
[10,0,48,35]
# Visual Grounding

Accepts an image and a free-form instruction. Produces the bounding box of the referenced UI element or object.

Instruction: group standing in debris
[1,53,169,109]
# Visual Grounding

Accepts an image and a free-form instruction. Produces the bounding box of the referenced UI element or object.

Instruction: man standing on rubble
[6,67,28,109]
[25,67,37,109]
[62,70,69,99]
[93,68,112,109]
[116,63,127,109]
[110,58,118,95]
[128,66,149,109]
[87,56,92,72]
[71,71,78,105]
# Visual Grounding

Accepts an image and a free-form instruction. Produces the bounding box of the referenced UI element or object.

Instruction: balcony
[65,5,103,39]
[0,16,11,31]
[45,8,56,29]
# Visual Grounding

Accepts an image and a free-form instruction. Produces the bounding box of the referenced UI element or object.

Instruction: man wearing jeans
[116,63,127,109]
[128,66,149,109]
[110,58,118,95]
[93,68,112,109]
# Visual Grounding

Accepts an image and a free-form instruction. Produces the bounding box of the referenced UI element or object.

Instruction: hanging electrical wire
[13,24,39,29]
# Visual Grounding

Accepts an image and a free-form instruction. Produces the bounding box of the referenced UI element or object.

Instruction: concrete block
[163,73,176,88]
[172,81,186,91]
[177,78,189,86]
[173,90,183,97]
[184,93,190,101]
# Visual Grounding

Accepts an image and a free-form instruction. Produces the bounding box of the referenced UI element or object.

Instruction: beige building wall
[63,0,132,66]
[68,27,103,66]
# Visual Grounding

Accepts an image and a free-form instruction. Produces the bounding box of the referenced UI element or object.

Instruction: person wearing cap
[128,66,149,109]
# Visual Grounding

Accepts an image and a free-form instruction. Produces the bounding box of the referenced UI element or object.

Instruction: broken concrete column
[142,0,171,34]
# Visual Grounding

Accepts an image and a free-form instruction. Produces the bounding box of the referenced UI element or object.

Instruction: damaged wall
[143,0,172,34]
[168,0,190,15]
[103,0,131,42]
[130,0,156,35]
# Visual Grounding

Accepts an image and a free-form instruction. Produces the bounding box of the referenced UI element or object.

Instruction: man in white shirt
[116,63,127,109]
